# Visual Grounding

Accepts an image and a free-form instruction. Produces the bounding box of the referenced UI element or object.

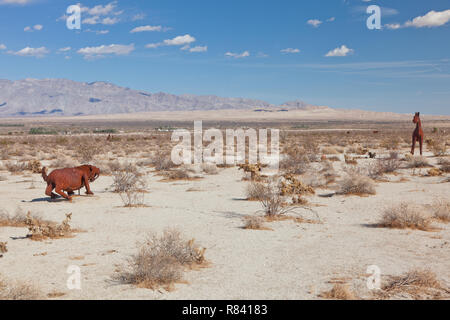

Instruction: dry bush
[380,269,447,299]
[431,199,450,223]
[27,160,42,174]
[368,155,401,179]
[321,146,339,155]
[378,203,432,231]
[337,174,376,196]
[26,212,75,241]
[246,181,270,201]
[164,168,190,181]
[0,242,7,255]
[0,275,44,300]
[5,161,28,173]
[280,145,311,175]
[280,174,315,196]
[437,158,450,173]
[152,150,175,171]
[319,284,357,300]
[243,216,268,230]
[112,168,147,207]
[258,184,293,217]
[380,136,401,150]
[114,229,206,291]
[50,157,76,169]
[428,136,447,156]
[0,208,28,227]
[201,163,218,175]
[344,155,358,165]
[406,156,431,168]
[76,143,101,163]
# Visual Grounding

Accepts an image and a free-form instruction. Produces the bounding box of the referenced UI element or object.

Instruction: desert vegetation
[114,229,207,291]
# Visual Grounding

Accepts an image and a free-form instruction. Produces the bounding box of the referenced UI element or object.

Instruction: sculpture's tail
[41,167,48,182]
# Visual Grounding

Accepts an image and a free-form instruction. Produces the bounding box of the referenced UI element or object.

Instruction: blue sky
[0,0,449,114]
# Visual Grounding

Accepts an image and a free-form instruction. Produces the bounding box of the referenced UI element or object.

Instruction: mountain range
[0,78,324,117]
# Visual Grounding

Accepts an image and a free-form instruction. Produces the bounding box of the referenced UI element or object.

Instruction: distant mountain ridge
[0,78,323,117]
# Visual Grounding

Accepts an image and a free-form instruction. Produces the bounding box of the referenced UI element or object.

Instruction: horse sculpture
[411,112,424,156]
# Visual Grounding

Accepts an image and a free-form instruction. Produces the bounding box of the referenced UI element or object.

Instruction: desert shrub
[280,174,315,196]
[27,160,42,174]
[0,275,44,300]
[437,158,450,173]
[337,174,376,196]
[164,168,190,181]
[319,283,356,300]
[369,155,401,179]
[380,269,446,299]
[112,168,147,207]
[76,143,101,163]
[246,181,270,201]
[378,203,431,231]
[431,199,450,222]
[152,150,175,171]
[243,216,267,230]
[380,136,401,150]
[201,163,218,175]
[406,156,430,168]
[280,145,311,175]
[25,212,74,241]
[0,208,28,227]
[428,136,447,156]
[0,242,7,254]
[50,157,76,169]
[5,161,28,173]
[321,146,339,155]
[29,127,57,135]
[114,229,206,290]
[258,184,292,217]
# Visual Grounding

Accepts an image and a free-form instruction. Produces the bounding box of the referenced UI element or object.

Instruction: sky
[0,0,449,114]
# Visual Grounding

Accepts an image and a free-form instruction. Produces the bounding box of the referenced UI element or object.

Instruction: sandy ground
[0,153,449,300]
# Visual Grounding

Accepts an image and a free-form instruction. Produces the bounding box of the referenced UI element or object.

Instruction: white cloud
[163,34,196,46]
[325,45,354,57]
[146,34,198,50]
[101,17,119,25]
[404,10,450,28]
[82,1,117,16]
[281,48,300,54]
[385,9,450,30]
[130,25,162,33]
[0,0,33,5]
[327,17,336,22]
[307,19,322,27]
[225,51,250,59]
[58,47,71,52]
[0,44,6,50]
[82,16,99,25]
[188,46,207,53]
[24,26,31,32]
[132,13,146,21]
[77,44,135,59]
[145,43,162,49]
[33,24,43,30]
[9,46,49,57]
[385,23,401,30]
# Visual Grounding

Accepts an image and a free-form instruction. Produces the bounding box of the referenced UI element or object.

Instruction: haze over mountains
[0,78,325,117]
